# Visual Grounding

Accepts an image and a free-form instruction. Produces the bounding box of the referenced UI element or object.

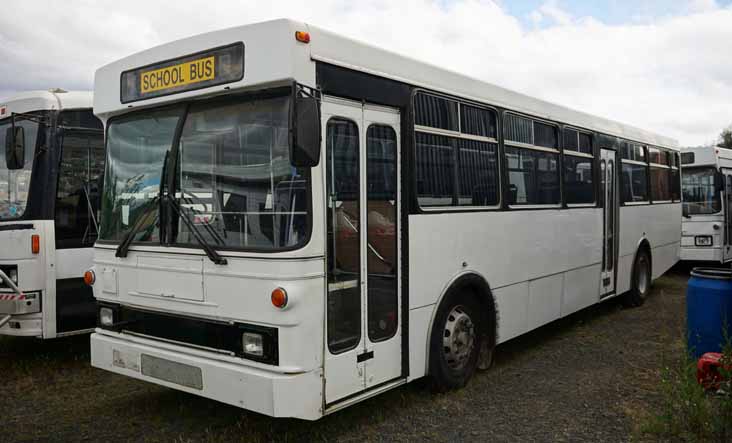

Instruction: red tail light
[31,235,40,254]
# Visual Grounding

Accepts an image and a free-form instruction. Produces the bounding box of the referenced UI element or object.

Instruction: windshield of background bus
[0,118,38,220]
[99,94,310,251]
[682,167,721,215]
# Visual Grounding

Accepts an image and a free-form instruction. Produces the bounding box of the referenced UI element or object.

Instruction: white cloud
[0,0,731,146]
[688,0,719,13]
[534,1,574,26]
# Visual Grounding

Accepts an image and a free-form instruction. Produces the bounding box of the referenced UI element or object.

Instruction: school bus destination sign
[120,43,245,103]
[141,56,215,93]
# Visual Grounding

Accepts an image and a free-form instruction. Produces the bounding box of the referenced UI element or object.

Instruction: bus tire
[623,247,651,307]
[429,291,485,392]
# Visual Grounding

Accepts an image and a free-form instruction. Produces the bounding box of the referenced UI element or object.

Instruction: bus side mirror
[5,126,25,170]
[716,172,725,193]
[291,96,321,167]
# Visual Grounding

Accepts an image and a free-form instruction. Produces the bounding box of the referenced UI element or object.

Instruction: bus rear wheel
[429,292,485,391]
[623,248,651,307]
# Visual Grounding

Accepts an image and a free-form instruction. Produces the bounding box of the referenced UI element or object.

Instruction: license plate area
[0,292,40,315]
[140,354,203,390]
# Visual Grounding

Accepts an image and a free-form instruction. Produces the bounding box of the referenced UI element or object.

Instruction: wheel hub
[442,306,475,371]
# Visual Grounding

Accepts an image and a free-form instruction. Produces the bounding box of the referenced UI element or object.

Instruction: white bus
[88,19,681,420]
[680,146,732,262]
[0,90,105,337]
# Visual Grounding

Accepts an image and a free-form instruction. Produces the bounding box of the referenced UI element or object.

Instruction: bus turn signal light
[84,270,96,286]
[295,31,310,43]
[31,235,40,254]
[271,287,288,309]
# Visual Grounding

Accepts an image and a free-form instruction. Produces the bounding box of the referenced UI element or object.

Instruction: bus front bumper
[0,313,42,336]
[90,331,323,420]
[680,246,723,262]
[0,292,40,316]
[0,291,43,337]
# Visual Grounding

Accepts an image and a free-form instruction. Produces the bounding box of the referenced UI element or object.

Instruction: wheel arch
[631,237,653,283]
[424,271,498,375]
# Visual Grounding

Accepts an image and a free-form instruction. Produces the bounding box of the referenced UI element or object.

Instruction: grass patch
[640,344,732,442]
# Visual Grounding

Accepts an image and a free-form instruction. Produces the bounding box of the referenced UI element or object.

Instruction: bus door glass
[323,98,402,405]
[724,172,732,262]
[600,149,617,296]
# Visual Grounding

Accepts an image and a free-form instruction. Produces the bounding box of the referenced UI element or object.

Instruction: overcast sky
[1,0,731,146]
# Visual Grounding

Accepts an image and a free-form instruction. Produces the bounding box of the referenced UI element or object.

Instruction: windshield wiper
[115,196,160,258]
[163,194,227,265]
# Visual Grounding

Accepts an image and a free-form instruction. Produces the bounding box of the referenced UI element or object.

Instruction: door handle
[357,350,374,362]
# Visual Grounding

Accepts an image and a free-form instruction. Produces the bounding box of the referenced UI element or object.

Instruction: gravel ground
[0,265,690,443]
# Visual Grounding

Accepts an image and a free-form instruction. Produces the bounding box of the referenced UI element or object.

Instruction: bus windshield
[682,167,721,215]
[99,94,310,251]
[0,118,39,220]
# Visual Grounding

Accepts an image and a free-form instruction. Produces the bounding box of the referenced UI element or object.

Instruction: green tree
[718,126,732,150]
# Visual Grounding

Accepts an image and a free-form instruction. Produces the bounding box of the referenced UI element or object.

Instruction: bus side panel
[407,305,433,380]
[55,248,96,333]
[408,208,601,352]
[617,203,680,294]
[653,243,679,279]
[561,264,601,316]
[56,278,96,333]
[493,283,529,343]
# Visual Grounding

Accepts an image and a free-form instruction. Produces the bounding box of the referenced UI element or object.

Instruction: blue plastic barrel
[687,267,732,358]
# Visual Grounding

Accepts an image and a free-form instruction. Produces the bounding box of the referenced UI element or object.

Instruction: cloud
[532,1,574,26]
[688,0,720,13]
[1,0,731,146]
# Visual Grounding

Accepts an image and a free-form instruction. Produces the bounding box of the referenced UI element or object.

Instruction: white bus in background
[87,19,681,420]
[0,90,105,337]
[680,146,732,262]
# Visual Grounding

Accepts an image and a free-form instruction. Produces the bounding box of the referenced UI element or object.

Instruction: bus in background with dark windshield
[0,90,105,337]
[680,146,732,262]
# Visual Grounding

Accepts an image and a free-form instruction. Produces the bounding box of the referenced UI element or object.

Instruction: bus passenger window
[650,167,672,201]
[505,146,560,205]
[458,139,499,206]
[564,155,594,204]
[621,163,649,202]
[415,133,455,206]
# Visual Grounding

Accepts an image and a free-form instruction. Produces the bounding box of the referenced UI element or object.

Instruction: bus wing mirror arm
[291,96,321,168]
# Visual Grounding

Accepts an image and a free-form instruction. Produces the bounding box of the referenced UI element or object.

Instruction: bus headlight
[242,332,264,357]
[695,235,713,247]
[99,307,115,326]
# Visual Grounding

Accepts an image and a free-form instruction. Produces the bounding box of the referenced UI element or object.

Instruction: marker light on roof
[295,31,310,43]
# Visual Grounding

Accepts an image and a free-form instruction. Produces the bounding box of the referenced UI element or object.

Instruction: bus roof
[94,18,678,149]
[0,90,92,117]
[682,145,732,166]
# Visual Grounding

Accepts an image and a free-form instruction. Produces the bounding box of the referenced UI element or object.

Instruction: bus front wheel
[623,248,651,307]
[429,291,486,391]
